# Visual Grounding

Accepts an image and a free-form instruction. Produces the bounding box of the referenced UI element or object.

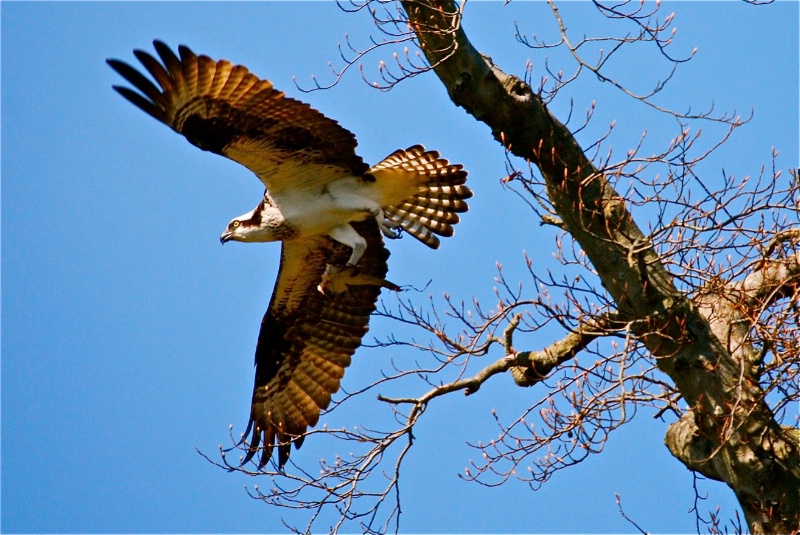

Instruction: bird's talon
[381,228,400,240]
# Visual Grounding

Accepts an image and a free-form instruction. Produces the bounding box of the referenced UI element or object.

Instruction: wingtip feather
[111,86,168,123]
[177,44,196,61]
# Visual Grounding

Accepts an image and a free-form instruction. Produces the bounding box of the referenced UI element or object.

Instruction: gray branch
[510,313,624,387]
[400,2,800,532]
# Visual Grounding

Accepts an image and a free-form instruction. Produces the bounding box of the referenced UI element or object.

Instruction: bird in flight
[107,41,472,468]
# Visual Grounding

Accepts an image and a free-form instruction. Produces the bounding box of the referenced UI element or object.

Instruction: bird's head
[219,196,287,244]
[220,215,260,244]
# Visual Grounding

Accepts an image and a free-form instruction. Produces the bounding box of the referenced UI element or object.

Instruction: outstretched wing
[107,41,368,194]
[245,220,389,468]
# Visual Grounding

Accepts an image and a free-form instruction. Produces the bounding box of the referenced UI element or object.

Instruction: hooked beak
[220,231,233,245]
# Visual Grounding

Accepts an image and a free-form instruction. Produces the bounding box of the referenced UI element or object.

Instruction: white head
[219,197,294,244]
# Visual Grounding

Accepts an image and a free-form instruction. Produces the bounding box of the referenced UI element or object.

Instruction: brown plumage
[107,41,472,468]
[247,221,389,467]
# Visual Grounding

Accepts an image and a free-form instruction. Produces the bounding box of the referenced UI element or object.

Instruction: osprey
[107,41,472,468]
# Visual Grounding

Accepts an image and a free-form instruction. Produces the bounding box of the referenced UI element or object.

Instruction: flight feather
[108,41,472,469]
[246,220,388,468]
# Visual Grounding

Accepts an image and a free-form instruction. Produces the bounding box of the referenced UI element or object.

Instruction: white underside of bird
[220,159,437,268]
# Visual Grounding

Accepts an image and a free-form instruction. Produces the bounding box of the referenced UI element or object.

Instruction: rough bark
[399,1,800,532]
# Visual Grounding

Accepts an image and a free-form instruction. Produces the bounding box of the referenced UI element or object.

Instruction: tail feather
[371,145,472,250]
[408,191,470,215]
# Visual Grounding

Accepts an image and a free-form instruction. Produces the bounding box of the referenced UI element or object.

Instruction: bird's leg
[371,207,400,240]
[325,182,400,240]
[321,224,402,295]
[328,224,367,266]
[346,241,366,266]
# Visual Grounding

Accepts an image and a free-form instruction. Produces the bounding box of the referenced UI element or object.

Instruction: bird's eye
[232,220,241,229]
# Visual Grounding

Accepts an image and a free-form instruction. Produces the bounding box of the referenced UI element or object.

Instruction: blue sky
[2,2,798,533]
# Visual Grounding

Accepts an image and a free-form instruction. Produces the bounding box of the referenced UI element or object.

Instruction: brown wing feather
[245,220,389,468]
[107,40,369,193]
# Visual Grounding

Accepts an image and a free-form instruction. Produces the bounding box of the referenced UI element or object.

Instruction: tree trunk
[399,1,800,532]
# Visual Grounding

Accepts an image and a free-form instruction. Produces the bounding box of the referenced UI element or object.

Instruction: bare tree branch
[214,3,799,532]
[400,1,800,532]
